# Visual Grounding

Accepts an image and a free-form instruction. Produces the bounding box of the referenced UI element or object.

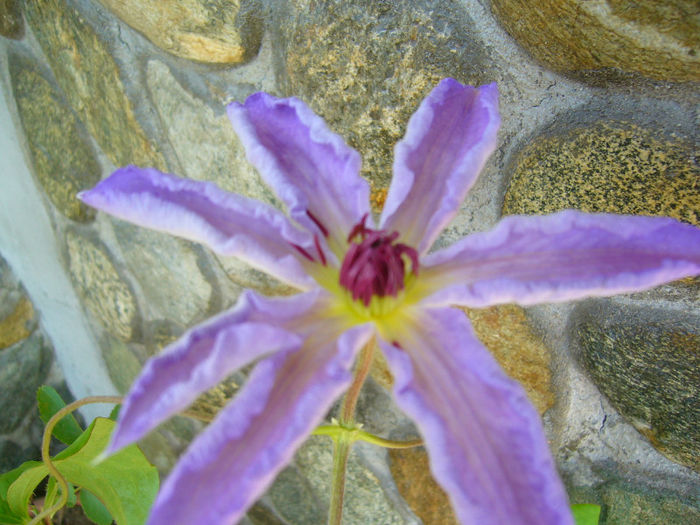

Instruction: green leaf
[0,461,41,523]
[108,404,121,422]
[81,489,113,525]
[5,420,98,519]
[9,418,157,525]
[37,385,83,445]
[6,462,50,518]
[572,503,602,525]
[0,461,42,524]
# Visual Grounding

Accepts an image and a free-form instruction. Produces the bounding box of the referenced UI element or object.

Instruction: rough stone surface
[464,305,555,414]
[65,229,139,342]
[571,300,699,471]
[0,332,52,434]
[100,333,143,395]
[215,256,297,297]
[293,436,407,524]
[146,61,277,204]
[389,447,458,525]
[601,484,700,524]
[112,219,213,329]
[568,479,700,525]
[281,0,495,188]
[0,0,23,39]
[267,464,327,525]
[0,297,34,350]
[144,60,294,296]
[0,439,26,472]
[24,0,166,171]
[0,256,36,350]
[96,0,263,64]
[502,121,699,226]
[491,0,700,82]
[8,52,100,223]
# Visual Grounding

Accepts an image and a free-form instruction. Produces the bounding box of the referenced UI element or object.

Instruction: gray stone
[0,332,52,434]
[267,464,326,525]
[96,0,263,64]
[0,440,38,473]
[8,51,100,223]
[567,477,700,525]
[24,0,167,171]
[571,300,700,470]
[99,333,144,395]
[113,219,214,329]
[280,0,495,188]
[293,435,406,525]
[144,60,295,296]
[145,61,277,205]
[64,229,140,342]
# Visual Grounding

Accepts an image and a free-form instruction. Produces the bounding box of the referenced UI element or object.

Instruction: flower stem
[313,425,423,449]
[339,340,375,425]
[328,435,352,525]
[327,340,376,525]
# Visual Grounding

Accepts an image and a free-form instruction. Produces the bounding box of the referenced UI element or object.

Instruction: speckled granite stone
[502,121,699,226]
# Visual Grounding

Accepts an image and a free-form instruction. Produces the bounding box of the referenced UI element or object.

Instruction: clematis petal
[380,79,500,254]
[145,323,374,525]
[378,307,573,525]
[78,166,316,289]
[421,210,700,308]
[107,290,328,453]
[228,93,370,253]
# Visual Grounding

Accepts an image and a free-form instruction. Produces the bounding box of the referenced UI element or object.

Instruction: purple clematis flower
[78,79,700,525]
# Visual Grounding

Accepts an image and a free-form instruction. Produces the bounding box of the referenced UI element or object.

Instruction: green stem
[327,341,376,525]
[313,425,423,449]
[328,436,352,525]
[28,395,122,525]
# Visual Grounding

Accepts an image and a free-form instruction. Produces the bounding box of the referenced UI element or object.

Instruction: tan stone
[96,0,262,64]
[491,0,700,82]
[389,447,459,525]
[0,298,35,350]
[24,0,166,170]
[502,122,699,227]
[65,230,139,341]
[284,2,494,189]
[9,52,100,223]
[464,305,555,414]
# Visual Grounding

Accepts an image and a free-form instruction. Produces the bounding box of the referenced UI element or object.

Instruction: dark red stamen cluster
[339,215,419,306]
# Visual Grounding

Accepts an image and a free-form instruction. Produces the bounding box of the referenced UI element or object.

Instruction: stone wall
[0,0,698,523]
